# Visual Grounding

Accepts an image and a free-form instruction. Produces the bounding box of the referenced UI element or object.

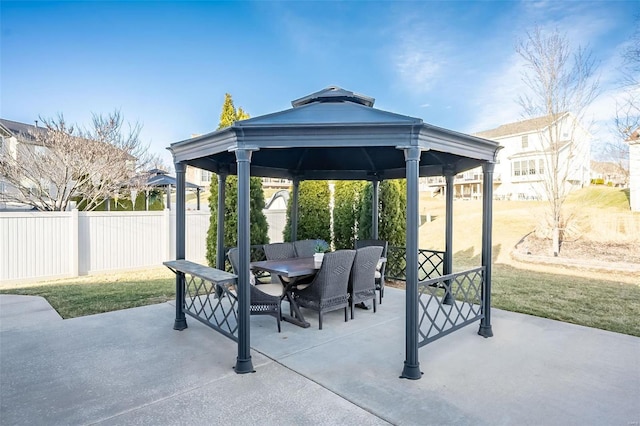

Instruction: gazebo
[167,87,501,379]
[146,168,202,210]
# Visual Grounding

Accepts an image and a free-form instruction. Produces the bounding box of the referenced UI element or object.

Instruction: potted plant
[313,239,329,267]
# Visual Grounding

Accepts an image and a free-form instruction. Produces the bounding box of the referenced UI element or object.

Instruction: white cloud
[394,44,446,92]
[388,16,452,94]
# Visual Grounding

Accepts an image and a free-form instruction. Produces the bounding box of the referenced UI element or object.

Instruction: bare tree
[614,16,640,146]
[516,27,600,255]
[602,16,640,186]
[0,111,158,211]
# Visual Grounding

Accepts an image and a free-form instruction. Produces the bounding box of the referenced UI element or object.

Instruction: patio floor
[1,288,638,425]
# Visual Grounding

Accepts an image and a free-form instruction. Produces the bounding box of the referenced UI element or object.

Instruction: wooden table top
[250,257,318,278]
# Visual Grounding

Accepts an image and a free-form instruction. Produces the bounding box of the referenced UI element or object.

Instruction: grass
[3,260,638,337]
[0,269,175,319]
[448,246,640,336]
[2,186,638,336]
[491,264,640,337]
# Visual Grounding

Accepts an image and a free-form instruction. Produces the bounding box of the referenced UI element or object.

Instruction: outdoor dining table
[249,257,319,328]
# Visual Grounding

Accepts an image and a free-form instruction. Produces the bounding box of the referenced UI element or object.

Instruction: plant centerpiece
[313,239,329,267]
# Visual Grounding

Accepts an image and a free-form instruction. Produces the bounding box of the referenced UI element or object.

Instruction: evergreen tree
[217,93,238,129]
[357,179,406,247]
[334,180,365,249]
[205,94,269,268]
[357,182,374,240]
[379,179,406,246]
[283,180,331,244]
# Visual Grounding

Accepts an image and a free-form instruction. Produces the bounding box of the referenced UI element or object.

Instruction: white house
[628,129,640,212]
[0,118,49,210]
[424,113,591,201]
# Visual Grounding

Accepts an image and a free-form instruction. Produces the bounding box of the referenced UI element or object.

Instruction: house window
[539,159,545,175]
[513,162,521,176]
[521,135,529,149]
[529,160,536,175]
[200,170,211,182]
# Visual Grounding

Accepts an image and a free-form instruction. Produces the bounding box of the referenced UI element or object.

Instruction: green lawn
[491,264,640,337]
[2,264,638,337]
[0,270,175,319]
[1,186,637,336]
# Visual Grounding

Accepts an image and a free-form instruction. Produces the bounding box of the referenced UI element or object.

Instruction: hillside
[418,187,639,280]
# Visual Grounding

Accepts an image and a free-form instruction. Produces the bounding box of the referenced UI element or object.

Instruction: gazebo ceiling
[168,86,501,180]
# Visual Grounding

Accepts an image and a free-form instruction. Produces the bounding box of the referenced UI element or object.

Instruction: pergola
[168,87,501,379]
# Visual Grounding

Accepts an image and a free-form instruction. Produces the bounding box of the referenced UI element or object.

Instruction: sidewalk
[1,289,638,425]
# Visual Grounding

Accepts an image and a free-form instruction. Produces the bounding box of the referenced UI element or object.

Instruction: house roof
[0,118,48,142]
[474,113,568,140]
[168,86,501,180]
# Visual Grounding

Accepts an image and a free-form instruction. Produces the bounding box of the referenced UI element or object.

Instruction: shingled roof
[474,113,568,139]
[0,118,47,142]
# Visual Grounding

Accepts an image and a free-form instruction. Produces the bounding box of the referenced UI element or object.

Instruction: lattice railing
[417,266,484,347]
[386,246,445,281]
[183,273,239,342]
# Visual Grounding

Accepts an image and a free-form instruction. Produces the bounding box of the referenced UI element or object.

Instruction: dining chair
[293,249,356,330]
[263,242,297,286]
[263,242,296,260]
[349,246,383,319]
[227,248,284,332]
[293,239,317,258]
[354,239,388,304]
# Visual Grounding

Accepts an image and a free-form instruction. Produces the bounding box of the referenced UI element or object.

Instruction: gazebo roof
[168,86,500,180]
[147,172,200,189]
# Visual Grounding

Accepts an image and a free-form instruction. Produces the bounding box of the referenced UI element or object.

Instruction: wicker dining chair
[349,246,383,319]
[263,242,296,260]
[227,248,284,332]
[263,242,297,285]
[293,239,317,258]
[293,249,356,330]
[354,239,388,304]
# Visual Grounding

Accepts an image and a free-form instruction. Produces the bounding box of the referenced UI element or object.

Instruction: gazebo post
[443,168,455,305]
[401,146,422,380]
[173,162,187,331]
[234,148,255,374]
[215,172,227,271]
[291,178,300,241]
[478,161,495,338]
[372,179,380,239]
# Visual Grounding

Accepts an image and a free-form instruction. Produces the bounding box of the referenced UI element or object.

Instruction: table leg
[281,290,310,328]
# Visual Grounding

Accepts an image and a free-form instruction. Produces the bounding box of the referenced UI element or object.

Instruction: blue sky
[1,1,637,168]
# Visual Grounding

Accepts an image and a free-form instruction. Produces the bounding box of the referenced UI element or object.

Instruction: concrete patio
[1,288,638,425]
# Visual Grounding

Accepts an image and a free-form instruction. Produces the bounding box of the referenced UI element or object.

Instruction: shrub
[283,180,331,244]
[333,180,365,249]
[206,176,269,268]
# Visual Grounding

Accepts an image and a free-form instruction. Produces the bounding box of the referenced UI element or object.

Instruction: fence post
[70,209,79,277]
